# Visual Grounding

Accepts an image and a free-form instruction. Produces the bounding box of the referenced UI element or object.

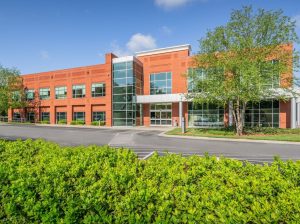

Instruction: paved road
[0,124,299,163]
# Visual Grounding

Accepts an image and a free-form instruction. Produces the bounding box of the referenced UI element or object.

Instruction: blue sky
[0,0,299,75]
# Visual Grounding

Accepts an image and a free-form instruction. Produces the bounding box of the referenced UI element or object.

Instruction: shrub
[91,121,106,126]
[1,139,300,223]
[57,119,67,125]
[40,120,50,124]
[70,120,85,125]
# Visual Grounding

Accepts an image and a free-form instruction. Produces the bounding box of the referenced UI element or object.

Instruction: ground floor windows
[188,103,224,127]
[73,112,85,123]
[92,112,106,122]
[41,112,50,122]
[13,112,21,122]
[150,104,172,126]
[27,112,35,123]
[244,100,279,128]
[56,112,67,124]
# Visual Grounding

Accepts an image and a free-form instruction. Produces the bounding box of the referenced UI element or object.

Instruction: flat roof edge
[135,44,191,57]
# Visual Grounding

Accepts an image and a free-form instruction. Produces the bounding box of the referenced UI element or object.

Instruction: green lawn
[166,128,300,142]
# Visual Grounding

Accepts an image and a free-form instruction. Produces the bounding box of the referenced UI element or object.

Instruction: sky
[0,0,300,75]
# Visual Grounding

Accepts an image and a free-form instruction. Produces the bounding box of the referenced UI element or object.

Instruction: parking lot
[0,123,300,163]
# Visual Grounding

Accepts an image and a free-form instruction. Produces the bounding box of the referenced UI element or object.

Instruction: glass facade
[188,102,224,127]
[150,104,172,126]
[55,86,67,99]
[56,112,66,123]
[39,88,50,100]
[150,72,172,95]
[26,89,35,100]
[91,83,105,97]
[41,112,50,122]
[72,85,86,98]
[112,59,143,126]
[92,111,106,122]
[188,68,206,93]
[261,60,280,89]
[244,100,279,127]
[73,112,85,122]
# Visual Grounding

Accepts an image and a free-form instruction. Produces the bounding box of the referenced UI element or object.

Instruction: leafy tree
[190,6,299,135]
[0,65,26,116]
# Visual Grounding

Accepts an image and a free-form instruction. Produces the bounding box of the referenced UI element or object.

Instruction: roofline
[135,44,191,57]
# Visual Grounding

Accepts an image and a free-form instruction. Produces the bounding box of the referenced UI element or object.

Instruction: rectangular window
[188,68,207,93]
[13,112,21,122]
[39,88,50,100]
[72,85,86,98]
[41,112,50,122]
[26,89,35,100]
[12,91,21,101]
[91,83,105,97]
[92,111,106,122]
[56,112,67,124]
[150,72,172,95]
[73,112,85,122]
[55,86,67,99]
[244,100,279,128]
[27,112,35,123]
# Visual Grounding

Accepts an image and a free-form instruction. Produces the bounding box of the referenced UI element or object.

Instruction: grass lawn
[166,127,300,142]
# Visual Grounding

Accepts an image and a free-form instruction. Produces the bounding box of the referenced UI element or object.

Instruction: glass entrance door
[150,104,172,126]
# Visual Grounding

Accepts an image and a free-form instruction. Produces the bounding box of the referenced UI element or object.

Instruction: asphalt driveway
[0,123,299,163]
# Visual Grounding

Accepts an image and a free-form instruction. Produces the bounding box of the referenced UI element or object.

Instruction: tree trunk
[232,100,244,136]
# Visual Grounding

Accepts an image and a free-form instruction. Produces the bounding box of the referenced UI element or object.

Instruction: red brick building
[8,45,300,128]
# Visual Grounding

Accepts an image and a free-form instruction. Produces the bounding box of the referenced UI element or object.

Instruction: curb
[159,132,300,145]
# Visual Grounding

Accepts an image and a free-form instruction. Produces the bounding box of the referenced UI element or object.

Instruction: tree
[0,65,25,116]
[190,6,299,135]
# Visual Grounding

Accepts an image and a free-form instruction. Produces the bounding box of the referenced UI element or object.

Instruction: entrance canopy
[136,93,188,104]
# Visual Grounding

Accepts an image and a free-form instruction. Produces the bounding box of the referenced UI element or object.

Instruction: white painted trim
[136,93,187,103]
[135,44,191,57]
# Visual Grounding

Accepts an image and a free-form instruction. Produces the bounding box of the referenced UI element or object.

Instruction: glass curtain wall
[188,102,224,127]
[112,59,143,126]
[244,100,279,127]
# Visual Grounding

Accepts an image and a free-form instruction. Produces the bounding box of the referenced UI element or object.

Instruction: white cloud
[111,33,157,56]
[126,33,157,52]
[293,14,300,29]
[161,26,172,35]
[40,50,49,60]
[155,0,192,9]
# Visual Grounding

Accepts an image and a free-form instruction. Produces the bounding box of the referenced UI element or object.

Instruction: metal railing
[0,116,8,122]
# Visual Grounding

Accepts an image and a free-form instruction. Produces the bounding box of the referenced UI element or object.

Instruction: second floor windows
[72,85,86,98]
[150,72,172,95]
[55,86,67,99]
[91,83,105,97]
[39,88,50,100]
[26,89,35,100]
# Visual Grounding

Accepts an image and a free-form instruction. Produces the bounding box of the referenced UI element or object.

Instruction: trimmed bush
[40,120,50,124]
[1,139,300,223]
[57,119,67,125]
[70,120,85,125]
[91,121,106,126]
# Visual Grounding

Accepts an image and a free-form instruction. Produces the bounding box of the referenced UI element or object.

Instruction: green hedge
[91,121,106,126]
[1,139,300,223]
[70,120,85,125]
[57,119,67,125]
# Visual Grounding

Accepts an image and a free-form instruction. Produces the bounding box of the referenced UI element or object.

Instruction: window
[72,85,86,98]
[26,89,35,100]
[41,112,50,122]
[56,112,67,123]
[73,112,85,122]
[27,112,35,123]
[92,112,106,122]
[91,83,105,97]
[39,88,50,100]
[13,112,21,122]
[261,60,280,89]
[244,100,279,128]
[188,103,224,127]
[12,91,21,101]
[188,68,206,93]
[150,72,172,95]
[55,86,67,99]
